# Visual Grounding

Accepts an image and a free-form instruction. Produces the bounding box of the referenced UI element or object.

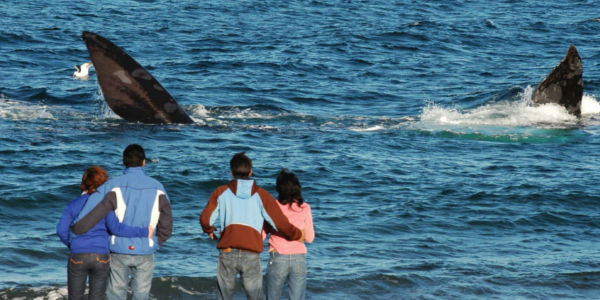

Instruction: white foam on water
[189,104,209,118]
[581,93,600,115]
[245,124,278,130]
[418,86,581,128]
[222,107,280,119]
[39,287,68,300]
[1,286,68,300]
[349,125,386,132]
[0,97,55,121]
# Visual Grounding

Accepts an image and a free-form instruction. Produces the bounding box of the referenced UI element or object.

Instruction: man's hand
[148,226,154,239]
[297,230,305,242]
[208,232,215,240]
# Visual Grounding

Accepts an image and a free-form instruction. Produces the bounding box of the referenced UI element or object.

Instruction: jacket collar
[123,166,145,175]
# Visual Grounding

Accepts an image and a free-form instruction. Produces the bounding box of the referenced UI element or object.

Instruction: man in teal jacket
[72,144,173,300]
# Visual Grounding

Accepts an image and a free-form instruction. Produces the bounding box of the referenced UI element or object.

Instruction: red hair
[80,166,108,193]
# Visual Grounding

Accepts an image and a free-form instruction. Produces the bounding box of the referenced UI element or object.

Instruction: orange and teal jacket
[200,178,302,253]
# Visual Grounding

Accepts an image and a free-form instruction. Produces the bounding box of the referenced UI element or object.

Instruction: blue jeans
[266,252,307,300]
[216,249,263,300]
[67,253,110,300]
[107,253,154,300]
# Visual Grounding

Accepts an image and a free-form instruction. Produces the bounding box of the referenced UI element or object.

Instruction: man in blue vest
[71,144,173,300]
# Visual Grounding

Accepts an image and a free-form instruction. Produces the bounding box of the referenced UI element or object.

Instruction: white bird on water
[73,62,93,79]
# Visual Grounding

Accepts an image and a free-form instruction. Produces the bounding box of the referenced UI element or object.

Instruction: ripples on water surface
[1,1,600,299]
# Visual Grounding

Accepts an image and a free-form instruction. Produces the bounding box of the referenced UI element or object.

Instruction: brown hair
[276,169,303,206]
[230,152,252,178]
[80,166,108,193]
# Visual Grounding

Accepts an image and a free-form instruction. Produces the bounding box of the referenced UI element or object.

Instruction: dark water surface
[1,0,600,299]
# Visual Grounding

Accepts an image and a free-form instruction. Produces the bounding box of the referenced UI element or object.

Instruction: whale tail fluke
[81,31,193,124]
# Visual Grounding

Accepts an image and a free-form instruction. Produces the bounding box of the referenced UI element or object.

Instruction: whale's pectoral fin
[531,45,583,116]
[81,31,193,124]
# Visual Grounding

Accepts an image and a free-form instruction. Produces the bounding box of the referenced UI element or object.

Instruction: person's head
[123,144,146,167]
[80,166,108,194]
[276,168,303,206]
[230,152,252,178]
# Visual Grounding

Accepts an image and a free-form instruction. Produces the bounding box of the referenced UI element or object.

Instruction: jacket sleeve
[70,192,117,235]
[258,189,302,241]
[56,203,75,246]
[200,186,225,234]
[261,221,276,240]
[303,204,315,243]
[105,211,149,237]
[156,194,172,245]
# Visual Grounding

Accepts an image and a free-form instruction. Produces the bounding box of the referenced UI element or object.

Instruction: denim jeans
[106,253,154,300]
[216,249,263,300]
[266,252,307,300]
[67,253,110,300]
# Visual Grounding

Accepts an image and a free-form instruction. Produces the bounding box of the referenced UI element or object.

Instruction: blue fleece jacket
[57,193,148,254]
[71,167,173,255]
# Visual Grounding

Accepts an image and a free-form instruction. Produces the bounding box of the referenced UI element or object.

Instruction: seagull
[73,62,93,79]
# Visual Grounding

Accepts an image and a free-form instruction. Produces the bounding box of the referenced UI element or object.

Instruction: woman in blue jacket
[57,166,153,300]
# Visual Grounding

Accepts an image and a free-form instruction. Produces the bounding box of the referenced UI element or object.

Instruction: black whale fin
[531,45,583,116]
[81,31,193,124]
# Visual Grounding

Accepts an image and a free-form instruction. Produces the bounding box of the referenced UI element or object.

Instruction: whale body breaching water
[73,62,93,79]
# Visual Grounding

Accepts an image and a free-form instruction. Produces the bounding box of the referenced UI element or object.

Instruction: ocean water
[1,0,600,299]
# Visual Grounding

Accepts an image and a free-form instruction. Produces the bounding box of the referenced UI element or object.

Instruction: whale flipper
[531,45,583,116]
[81,31,193,124]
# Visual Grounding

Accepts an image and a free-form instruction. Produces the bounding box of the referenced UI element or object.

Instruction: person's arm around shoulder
[156,193,172,245]
[70,191,117,235]
[303,203,315,243]
[258,188,303,241]
[105,211,151,238]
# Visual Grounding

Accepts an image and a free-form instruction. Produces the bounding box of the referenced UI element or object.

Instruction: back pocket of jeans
[69,254,84,265]
[96,254,110,264]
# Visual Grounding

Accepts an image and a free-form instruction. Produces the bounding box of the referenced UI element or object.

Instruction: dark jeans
[67,253,110,300]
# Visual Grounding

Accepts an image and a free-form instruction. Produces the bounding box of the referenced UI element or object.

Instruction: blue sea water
[1,0,600,299]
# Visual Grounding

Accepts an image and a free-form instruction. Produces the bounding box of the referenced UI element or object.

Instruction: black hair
[123,144,146,167]
[230,152,252,178]
[276,168,303,205]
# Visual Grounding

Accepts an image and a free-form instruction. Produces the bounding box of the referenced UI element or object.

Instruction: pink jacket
[264,202,314,254]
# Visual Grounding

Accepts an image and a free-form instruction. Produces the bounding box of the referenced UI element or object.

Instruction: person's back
[65,193,150,254]
[200,152,303,300]
[71,144,173,300]
[267,201,314,254]
[265,169,315,300]
[57,166,150,300]
[101,167,166,254]
[62,193,110,254]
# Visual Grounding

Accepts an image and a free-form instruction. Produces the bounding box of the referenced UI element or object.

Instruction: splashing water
[410,87,600,142]
[581,93,600,115]
[418,86,586,128]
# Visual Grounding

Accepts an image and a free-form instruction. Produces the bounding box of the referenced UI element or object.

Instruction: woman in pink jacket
[264,169,315,300]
